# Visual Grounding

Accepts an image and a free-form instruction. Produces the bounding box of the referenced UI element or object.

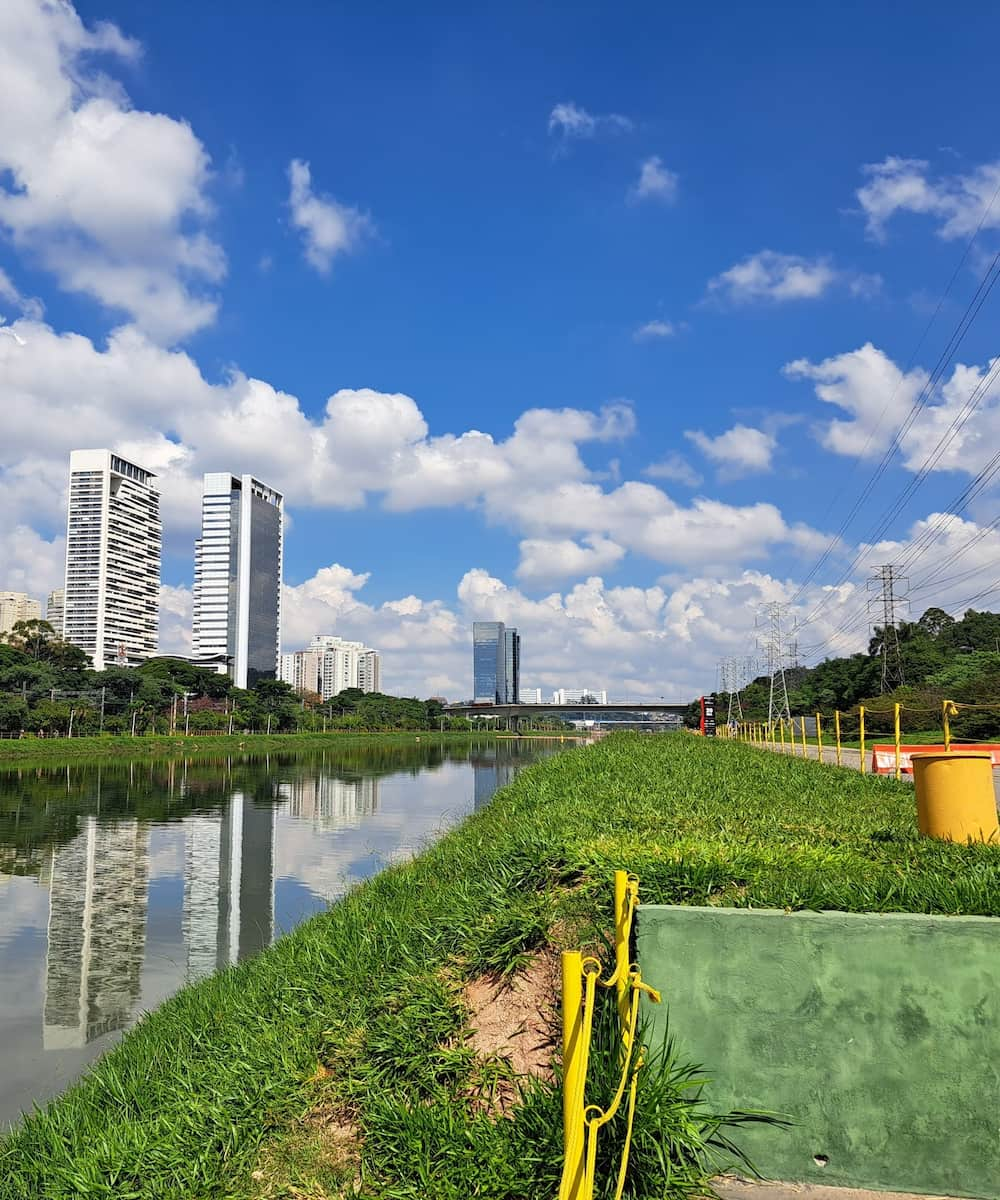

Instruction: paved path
[758,740,1000,805]
[714,1176,962,1200]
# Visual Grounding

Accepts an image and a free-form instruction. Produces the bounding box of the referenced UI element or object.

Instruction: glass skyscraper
[473,621,520,703]
[191,473,283,689]
[503,627,520,703]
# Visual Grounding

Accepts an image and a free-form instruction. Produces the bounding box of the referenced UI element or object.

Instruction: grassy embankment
[3,734,998,1200]
[0,729,486,766]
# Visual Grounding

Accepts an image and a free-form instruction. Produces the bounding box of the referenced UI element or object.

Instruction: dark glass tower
[503,627,520,703]
[473,621,506,703]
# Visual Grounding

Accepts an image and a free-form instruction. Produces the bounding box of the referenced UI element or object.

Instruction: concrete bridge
[446,701,690,724]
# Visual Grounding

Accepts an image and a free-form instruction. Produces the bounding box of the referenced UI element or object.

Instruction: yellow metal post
[561,951,585,1200]
[942,700,957,753]
[894,703,902,782]
[613,871,630,1041]
[859,706,866,775]
[834,710,842,767]
[799,715,807,757]
[779,718,786,753]
[815,712,823,762]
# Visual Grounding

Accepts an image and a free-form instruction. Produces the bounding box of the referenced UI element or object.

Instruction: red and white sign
[870,744,1000,775]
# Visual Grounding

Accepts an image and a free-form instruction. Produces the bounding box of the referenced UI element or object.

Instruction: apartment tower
[191,473,284,689]
[63,450,162,670]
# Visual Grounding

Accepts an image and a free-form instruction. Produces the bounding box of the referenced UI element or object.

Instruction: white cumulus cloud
[685,425,777,479]
[287,159,373,274]
[633,319,675,340]
[707,251,840,304]
[629,156,678,203]
[0,0,224,342]
[857,156,1000,241]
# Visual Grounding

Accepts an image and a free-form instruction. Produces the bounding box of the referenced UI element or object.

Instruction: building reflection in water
[43,817,150,1050]
[472,750,518,810]
[183,794,276,982]
[279,774,379,830]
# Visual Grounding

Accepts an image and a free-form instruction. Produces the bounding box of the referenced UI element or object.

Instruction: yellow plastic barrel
[911,752,999,843]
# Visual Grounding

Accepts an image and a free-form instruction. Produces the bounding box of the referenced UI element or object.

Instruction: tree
[3,619,57,660]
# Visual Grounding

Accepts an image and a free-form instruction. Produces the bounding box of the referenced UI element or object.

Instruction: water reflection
[0,737,565,1126]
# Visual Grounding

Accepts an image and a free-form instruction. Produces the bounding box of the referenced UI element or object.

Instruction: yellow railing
[729,698,1000,780]
[560,871,661,1200]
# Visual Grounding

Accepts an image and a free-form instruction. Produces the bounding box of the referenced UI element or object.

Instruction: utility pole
[719,657,747,726]
[756,604,793,727]
[868,564,909,693]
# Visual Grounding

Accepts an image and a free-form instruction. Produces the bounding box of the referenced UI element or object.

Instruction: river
[0,736,569,1128]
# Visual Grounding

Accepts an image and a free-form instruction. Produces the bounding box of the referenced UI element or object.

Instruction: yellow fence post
[779,717,786,754]
[799,715,807,757]
[894,702,902,782]
[942,700,957,753]
[613,871,630,1044]
[561,951,585,1200]
[815,712,823,762]
[859,705,866,775]
[834,710,842,767]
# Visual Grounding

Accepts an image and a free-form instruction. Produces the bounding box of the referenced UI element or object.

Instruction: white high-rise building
[0,591,41,635]
[191,474,284,689]
[279,636,381,698]
[278,650,323,696]
[519,688,543,704]
[47,588,64,636]
[63,450,162,670]
[552,688,608,705]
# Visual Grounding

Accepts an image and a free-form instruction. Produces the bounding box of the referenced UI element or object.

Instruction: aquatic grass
[2,733,998,1198]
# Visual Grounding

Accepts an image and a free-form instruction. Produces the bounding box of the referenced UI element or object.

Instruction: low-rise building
[518,688,543,704]
[47,589,64,636]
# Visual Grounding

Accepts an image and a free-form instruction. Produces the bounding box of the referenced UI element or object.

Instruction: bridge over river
[445,701,690,727]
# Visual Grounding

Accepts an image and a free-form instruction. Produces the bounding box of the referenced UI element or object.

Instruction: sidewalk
[714,1177,965,1200]
[757,739,1000,805]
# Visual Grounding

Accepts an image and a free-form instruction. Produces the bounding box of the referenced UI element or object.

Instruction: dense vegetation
[2,734,995,1199]
[722,606,1000,740]
[0,619,471,737]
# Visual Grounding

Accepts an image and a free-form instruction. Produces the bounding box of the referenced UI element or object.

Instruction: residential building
[278,650,323,696]
[279,636,381,699]
[503,627,520,703]
[519,688,543,704]
[47,588,64,635]
[0,591,41,636]
[191,473,283,689]
[552,688,608,705]
[63,450,162,670]
[359,647,381,693]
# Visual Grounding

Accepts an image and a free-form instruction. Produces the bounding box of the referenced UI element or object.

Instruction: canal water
[0,736,568,1128]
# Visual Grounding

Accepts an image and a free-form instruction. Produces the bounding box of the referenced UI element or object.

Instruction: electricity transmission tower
[756,603,794,726]
[867,564,909,693]
[718,657,748,725]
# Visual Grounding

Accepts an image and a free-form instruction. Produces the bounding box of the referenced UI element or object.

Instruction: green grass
[0,729,482,767]
[2,733,997,1199]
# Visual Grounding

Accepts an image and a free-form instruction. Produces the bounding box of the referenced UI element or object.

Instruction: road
[760,740,1000,805]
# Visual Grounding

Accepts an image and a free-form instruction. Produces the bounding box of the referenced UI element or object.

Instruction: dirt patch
[464,949,561,1082]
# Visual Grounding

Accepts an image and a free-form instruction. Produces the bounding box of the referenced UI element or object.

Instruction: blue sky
[4,0,1000,699]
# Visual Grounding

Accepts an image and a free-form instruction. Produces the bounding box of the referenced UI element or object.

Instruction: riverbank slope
[0,728,491,766]
[2,734,997,1199]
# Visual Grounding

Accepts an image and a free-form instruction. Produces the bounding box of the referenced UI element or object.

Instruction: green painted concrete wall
[636,906,1000,1198]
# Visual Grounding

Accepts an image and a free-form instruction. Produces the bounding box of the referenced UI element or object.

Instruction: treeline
[722,606,1000,739]
[0,620,471,736]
